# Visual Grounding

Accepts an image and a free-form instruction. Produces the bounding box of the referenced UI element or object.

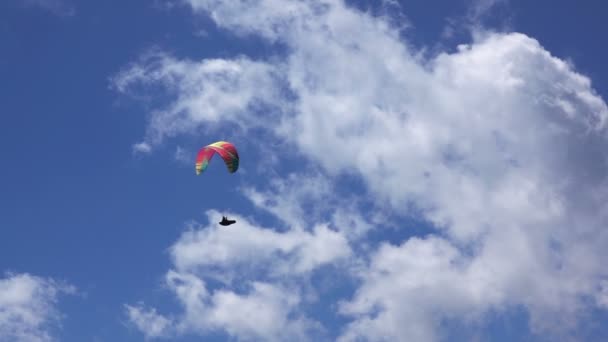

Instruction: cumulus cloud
[115,0,608,340]
[126,304,173,339]
[339,237,471,342]
[126,211,350,340]
[0,273,75,342]
[164,272,318,341]
[171,211,352,278]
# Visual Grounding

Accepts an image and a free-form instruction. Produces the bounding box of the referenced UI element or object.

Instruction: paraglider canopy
[195,141,239,175]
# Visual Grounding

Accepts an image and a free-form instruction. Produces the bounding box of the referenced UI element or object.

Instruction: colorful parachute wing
[195,141,239,175]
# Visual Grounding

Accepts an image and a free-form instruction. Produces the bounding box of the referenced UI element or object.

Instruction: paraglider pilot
[219,216,236,226]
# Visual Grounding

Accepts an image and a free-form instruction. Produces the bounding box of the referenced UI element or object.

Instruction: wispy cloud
[112,54,283,149]
[442,0,511,41]
[21,0,75,17]
[115,0,608,340]
[468,0,509,22]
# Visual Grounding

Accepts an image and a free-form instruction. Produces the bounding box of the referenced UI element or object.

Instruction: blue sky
[2,0,608,341]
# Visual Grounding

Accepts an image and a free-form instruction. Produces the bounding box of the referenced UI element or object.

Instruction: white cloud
[339,229,599,341]
[442,0,511,39]
[165,274,317,341]
[116,0,608,340]
[468,0,509,22]
[242,175,330,228]
[339,237,472,342]
[171,211,352,278]
[243,173,376,239]
[125,304,173,339]
[112,54,284,149]
[133,142,152,154]
[0,273,75,342]
[127,211,350,340]
[185,0,316,41]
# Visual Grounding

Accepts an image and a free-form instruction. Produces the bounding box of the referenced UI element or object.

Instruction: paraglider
[195,140,240,226]
[195,141,239,175]
[219,216,236,226]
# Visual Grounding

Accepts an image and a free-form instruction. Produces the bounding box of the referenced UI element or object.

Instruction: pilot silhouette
[219,216,236,226]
